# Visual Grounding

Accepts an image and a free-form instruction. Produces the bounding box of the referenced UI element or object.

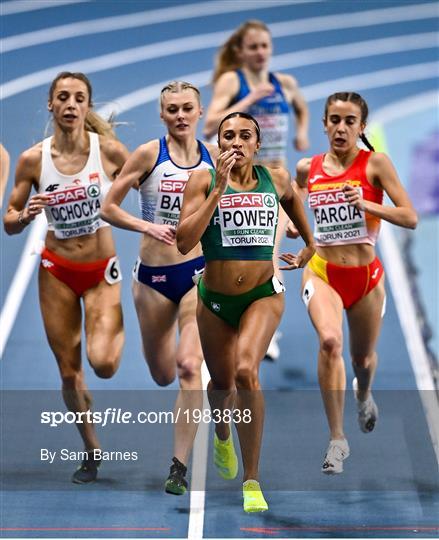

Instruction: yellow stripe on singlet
[308,253,329,283]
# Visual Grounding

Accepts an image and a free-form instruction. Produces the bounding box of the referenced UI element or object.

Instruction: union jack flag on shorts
[152,275,167,283]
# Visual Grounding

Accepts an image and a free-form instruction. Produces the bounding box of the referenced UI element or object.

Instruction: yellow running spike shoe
[243,480,268,513]
[213,432,238,480]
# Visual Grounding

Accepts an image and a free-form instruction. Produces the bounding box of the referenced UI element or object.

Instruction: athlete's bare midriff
[139,234,202,266]
[45,226,116,262]
[317,243,376,266]
[203,259,274,295]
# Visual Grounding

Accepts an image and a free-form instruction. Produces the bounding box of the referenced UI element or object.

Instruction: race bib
[217,192,277,248]
[256,112,288,162]
[46,184,102,239]
[309,187,367,243]
[104,256,122,285]
[154,177,188,227]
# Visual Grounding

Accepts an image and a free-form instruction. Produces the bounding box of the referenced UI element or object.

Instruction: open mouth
[63,114,77,120]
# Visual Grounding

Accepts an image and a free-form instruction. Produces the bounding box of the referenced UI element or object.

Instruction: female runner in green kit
[177,112,314,512]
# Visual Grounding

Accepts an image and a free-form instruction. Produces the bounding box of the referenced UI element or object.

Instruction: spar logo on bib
[155,176,189,226]
[218,192,277,248]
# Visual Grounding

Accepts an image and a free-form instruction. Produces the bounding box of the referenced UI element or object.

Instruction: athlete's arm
[203,73,240,139]
[203,142,219,165]
[3,146,48,235]
[203,72,274,139]
[177,149,235,254]
[286,157,310,238]
[342,152,418,229]
[278,73,309,152]
[100,137,130,180]
[272,166,315,269]
[0,143,10,207]
[100,141,176,245]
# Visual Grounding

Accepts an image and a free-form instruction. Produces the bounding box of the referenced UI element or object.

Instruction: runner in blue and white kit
[101,81,218,495]
[204,20,310,360]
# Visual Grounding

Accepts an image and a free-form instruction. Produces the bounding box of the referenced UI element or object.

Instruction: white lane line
[303,62,438,102]
[1,0,310,52]
[369,90,439,464]
[370,91,439,125]
[3,2,436,54]
[0,214,46,359]
[1,0,89,16]
[380,221,439,463]
[188,362,210,540]
[2,30,437,101]
[271,32,437,71]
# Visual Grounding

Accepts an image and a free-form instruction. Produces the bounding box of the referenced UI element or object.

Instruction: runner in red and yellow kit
[281,92,417,474]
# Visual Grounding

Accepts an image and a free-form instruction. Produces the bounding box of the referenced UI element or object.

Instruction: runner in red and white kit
[281,92,417,474]
[3,72,129,484]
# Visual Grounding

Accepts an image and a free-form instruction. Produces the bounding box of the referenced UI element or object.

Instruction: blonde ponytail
[85,111,117,139]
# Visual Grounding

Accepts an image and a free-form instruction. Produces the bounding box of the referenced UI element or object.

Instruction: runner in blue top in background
[203,20,309,360]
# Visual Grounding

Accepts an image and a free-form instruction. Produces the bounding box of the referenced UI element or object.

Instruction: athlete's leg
[83,280,124,378]
[39,267,99,451]
[302,267,346,440]
[235,292,284,481]
[196,301,237,441]
[347,276,385,400]
[132,279,178,386]
[173,287,204,464]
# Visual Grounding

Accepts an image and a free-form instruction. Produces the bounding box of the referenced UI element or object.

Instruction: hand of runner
[279,244,315,270]
[145,223,176,245]
[342,184,365,210]
[25,194,49,222]
[214,149,236,196]
[250,82,275,103]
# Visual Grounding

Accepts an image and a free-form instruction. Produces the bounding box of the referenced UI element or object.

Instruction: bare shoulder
[295,157,312,187]
[17,142,43,176]
[368,151,390,167]
[297,157,312,174]
[367,151,394,175]
[20,142,42,167]
[217,70,239,85]
[267,166,290,193]
[135,139,160,159]
[204,141,219,162]
[275,72,298,91]
[268,165,290,183]
[99,135,130,163]
[214,71,240,93]
[190,168,212,183]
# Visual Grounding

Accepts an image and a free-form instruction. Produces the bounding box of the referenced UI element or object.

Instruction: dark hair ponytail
[360,133,375,152]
